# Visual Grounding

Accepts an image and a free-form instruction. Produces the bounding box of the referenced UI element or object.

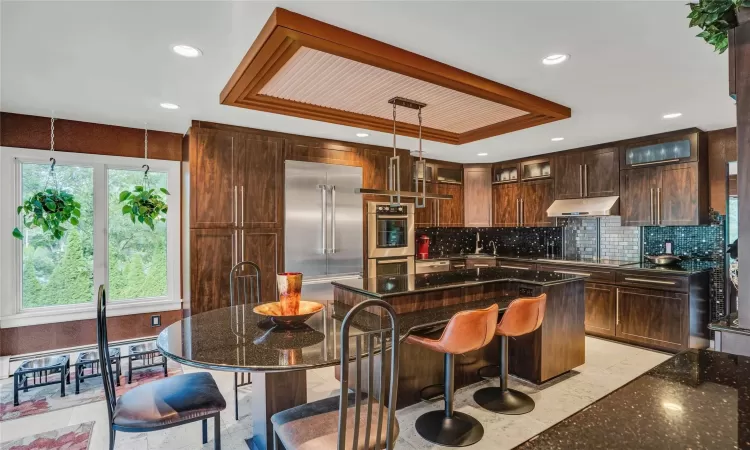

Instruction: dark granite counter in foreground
[516,349,750,450]
[332,266,585,298]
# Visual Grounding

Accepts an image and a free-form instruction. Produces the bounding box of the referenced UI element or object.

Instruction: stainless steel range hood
[547,196,619,217]
[355,188,453,200]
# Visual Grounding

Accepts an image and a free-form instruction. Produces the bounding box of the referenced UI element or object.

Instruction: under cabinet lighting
[542,54,569,65]
[160,103,180,110]
[662,113,682,119]
[172,45,202,58]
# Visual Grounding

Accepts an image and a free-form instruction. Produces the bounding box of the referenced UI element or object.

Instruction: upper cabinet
[520,157,552,181]
[189,128,284,229]
[492,162,520,184]
[464,165,492,227]
[621,132,700,168]
[555,147,619,200]
[521,179,555,227]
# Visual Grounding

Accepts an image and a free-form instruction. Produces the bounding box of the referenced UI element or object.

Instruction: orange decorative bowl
[253,300,324,326]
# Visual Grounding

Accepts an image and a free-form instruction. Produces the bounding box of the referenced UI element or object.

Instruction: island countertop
[332,266,586,298]
[515,348,748,449]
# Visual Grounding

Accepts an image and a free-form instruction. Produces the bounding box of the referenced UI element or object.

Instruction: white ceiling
[0,1,737,163]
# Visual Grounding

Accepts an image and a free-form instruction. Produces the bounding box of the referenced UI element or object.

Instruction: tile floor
[0,337,671,450]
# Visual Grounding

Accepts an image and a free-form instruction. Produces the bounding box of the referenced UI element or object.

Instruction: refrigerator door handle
[330,185,336,254]
[319,184,328,254]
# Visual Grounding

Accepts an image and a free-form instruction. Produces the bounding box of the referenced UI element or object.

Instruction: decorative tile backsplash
[416,227,562,258]
[559,216,641,260]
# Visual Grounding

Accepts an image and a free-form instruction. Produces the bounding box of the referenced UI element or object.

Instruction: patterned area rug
[0,364,182,422]
[0,421,93,450]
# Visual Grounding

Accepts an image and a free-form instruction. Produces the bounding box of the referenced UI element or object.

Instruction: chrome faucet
[475,232,483,254]
[489,240,497,255]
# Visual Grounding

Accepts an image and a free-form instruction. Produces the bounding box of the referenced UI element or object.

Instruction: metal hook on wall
[142,164,150,176]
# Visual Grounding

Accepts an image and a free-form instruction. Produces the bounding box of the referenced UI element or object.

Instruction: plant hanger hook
[142,164,150,176]
[50,157,56,172]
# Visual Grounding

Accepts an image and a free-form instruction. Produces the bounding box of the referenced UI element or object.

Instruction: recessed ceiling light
[551,137,565,142]
[172,45,202,58]
[663,113,682,119]
[477,153,488,156]
[160,102,180,110]
[542,54,569,65]
[356,132,369,137]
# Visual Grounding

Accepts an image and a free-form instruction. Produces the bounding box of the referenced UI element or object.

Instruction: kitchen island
[332,267,586,408]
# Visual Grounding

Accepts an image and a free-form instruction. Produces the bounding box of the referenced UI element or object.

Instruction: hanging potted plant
[12,158,81,240]
[118,128,169,230]
[688,0,750,53]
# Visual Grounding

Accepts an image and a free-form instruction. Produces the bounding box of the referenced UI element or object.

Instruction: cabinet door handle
[650,188,654,225]
[453,264,466,269]
[240,186,245,226]
[503,265,530,270]
[579,165,584,197]
[616,288,620,326]
[631,159,679,167]
[241,230,245,261]
[473,264,490,267]
[234,186,238,227]
[584,164,588,197]
[656,187,661,225]
[554,270,591,277]
[623,277,677,286]
[521,199,525,226]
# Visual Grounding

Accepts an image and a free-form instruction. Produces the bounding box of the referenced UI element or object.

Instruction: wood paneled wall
[0,112,183,160]
[0,310,182,357]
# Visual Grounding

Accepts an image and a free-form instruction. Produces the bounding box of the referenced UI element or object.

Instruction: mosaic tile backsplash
[416,227,563,258]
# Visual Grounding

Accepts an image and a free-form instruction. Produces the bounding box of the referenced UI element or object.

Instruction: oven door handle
[378,259,409,264]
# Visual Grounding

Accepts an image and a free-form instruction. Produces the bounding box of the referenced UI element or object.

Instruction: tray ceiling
[221,8,571,145]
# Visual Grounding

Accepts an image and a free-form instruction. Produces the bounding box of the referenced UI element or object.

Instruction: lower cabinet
[615,287,687,352]
[465,258,497,269]
[584,283,617,337]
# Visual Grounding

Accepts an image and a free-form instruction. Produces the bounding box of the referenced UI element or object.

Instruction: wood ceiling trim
[221,8,571,145]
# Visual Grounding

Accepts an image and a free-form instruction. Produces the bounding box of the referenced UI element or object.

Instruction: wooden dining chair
[229,260,262,420]
[96,285,226,450]
[270,299,401,450]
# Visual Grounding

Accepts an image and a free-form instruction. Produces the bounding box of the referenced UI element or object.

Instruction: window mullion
[93,163,108,302]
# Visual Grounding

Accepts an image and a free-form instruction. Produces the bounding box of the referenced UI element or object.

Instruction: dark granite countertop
[621,259,716,274]
[157,297,514,372]
[516,349,749,450]
[333,266,586,298]
[709,313,750,336]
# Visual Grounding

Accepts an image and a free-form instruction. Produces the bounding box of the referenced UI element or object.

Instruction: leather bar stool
[406,304,499,447]
[473,294,547,415]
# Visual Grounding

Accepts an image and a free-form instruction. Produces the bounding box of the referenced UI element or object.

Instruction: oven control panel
[376,205,408,215]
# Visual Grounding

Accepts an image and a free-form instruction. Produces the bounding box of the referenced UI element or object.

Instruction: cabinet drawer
[450,260,466,270]
[465,259,497,269]
[537,263,616,283]
[616,270,688,292]
[497,259,537,271]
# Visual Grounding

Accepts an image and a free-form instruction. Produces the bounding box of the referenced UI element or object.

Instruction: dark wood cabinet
[241,230,282,303]
[521,179,555,227]
[190,129,236,228]
[437,183,464,227]
[584,283,617,337]
[616,287,687,352]
[620,162,708,226]
[189,229,235,315]
[463,166,492,227]
[621,131,700,168]
[620,166,661,226]
[492,183,520,227]
[555,147,618,200]
[414,182,437,227]
[190,128,284,229]
[584,148,619,197]
[465,258,497,269]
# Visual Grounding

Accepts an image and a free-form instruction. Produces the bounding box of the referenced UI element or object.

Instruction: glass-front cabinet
[493,162,519,184]
[520,158,552,181]
[622,132,700,168]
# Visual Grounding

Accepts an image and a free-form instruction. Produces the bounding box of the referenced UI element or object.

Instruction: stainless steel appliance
[285,161,363,290]
[415,260,450,274]
[367,202,415,259]
[368,256,415,279]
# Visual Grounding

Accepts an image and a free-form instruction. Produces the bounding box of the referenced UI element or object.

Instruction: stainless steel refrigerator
[285,160,363,298]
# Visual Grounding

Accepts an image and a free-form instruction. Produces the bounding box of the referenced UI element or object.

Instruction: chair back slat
[230,261,262,307]
[96,285,117,424]
[338,300,400,450]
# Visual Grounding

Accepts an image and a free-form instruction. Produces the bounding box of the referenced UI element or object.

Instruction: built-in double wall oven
[367,202,415,278]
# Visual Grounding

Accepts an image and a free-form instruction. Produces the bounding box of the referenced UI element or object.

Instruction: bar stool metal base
[415,410,484,447]
[473,387,535,415]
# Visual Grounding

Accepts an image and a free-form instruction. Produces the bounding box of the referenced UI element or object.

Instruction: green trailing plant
[688,0,750,53]
[119,185,170,230]
[13,189,81,240]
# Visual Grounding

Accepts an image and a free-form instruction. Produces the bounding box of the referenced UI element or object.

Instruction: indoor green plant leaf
[687,0,746,54]
[13,188,80,240]
[118,185,169,229]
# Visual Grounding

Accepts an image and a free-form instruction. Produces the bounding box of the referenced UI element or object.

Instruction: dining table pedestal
[248,370,307,450]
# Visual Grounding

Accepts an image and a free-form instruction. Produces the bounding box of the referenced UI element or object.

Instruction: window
[1,147,181,327]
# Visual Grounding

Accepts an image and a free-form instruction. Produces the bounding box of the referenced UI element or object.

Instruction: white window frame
[0,147,181,328]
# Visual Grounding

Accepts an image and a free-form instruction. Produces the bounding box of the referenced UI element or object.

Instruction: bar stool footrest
[473,386,535,415]
[414,410,484,447]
